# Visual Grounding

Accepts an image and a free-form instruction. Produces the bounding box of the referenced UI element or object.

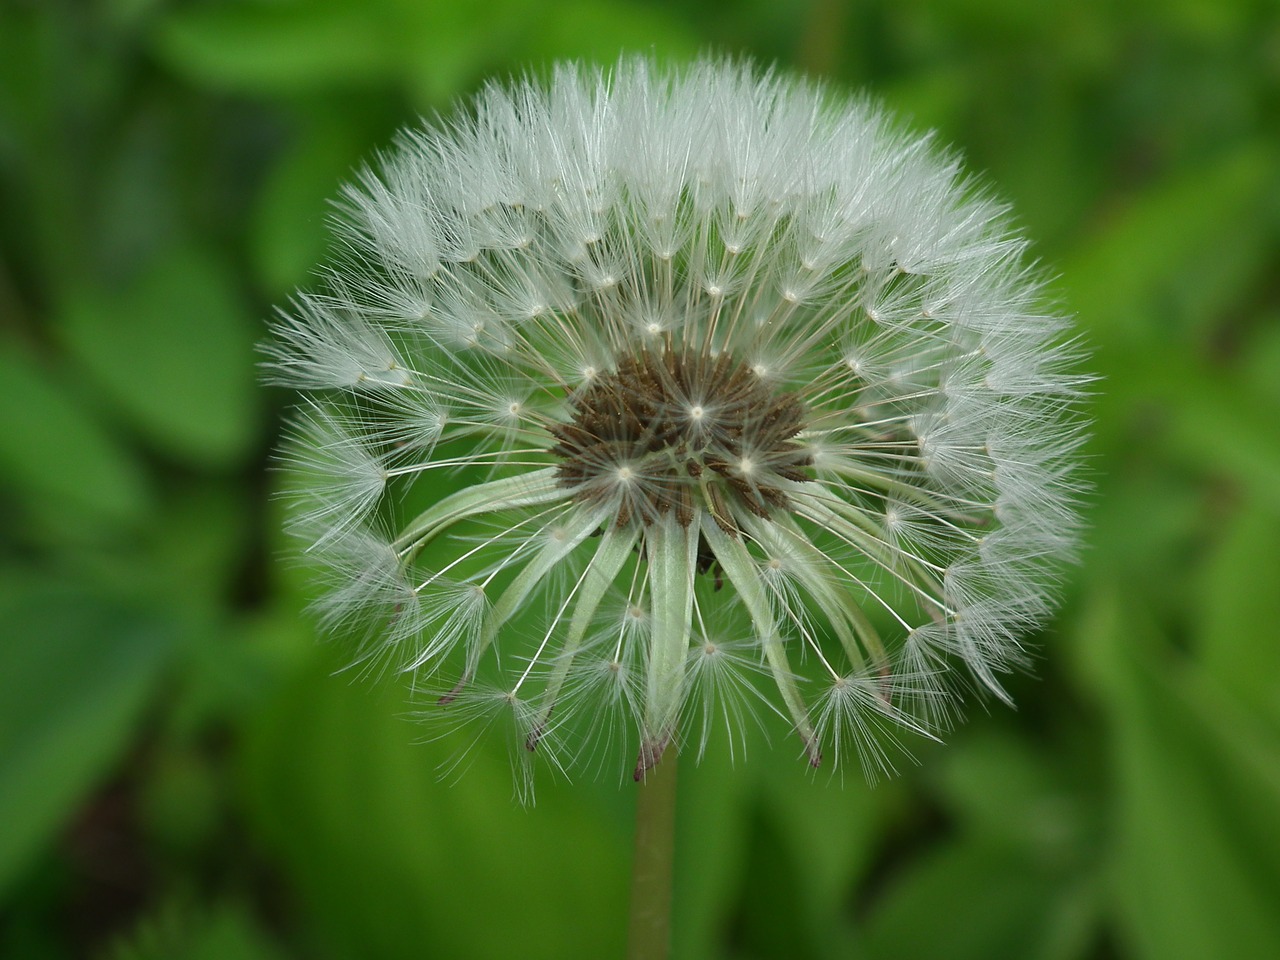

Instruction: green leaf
[1197,496,1280,726]
[0,339,151,530]
[1070,588,1280,960]
[858,727,1103,960]
[105,899,286,960]
[239,650,630,960]
[760,751,886,949]
[96,483,255,624]
[250,112,376,296]
[152,0,397,93]
[861,836,1096,960]
[1154,359,1280,510]
[1078,466,1203,617]
[0,575,179,897]
[669,733,752,960]
[936,727,1097,862]
[1113,667,1280,960]
[57,245,261,468]
[517,3,700,66]
[1087,340,1280,511]
[1062,142,1276,351]
[1243,313,1280,408]
[389,0,514,106]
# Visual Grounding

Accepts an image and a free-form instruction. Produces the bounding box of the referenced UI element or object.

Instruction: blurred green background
[2,0,1279,957]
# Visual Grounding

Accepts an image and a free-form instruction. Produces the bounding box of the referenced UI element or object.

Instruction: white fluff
[268,56,1088,791]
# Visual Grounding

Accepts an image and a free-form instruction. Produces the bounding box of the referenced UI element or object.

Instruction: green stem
[627,748,678,960]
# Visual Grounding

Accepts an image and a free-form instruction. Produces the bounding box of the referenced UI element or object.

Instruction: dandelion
[265,57,1087,794]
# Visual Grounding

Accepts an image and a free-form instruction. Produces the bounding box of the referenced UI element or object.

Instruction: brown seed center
[550,348,813,533]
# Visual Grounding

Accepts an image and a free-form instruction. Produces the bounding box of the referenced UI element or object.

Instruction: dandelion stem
[628,745,678,960]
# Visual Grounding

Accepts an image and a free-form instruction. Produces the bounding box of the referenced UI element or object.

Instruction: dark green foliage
[1,1,1277,957]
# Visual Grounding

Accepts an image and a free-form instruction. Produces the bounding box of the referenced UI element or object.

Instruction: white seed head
[268,56,1089,793]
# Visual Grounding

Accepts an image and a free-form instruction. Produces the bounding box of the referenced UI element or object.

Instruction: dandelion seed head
[268,55,1089,792]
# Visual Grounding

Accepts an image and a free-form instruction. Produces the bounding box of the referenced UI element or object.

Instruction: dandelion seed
[267,56,1088,789]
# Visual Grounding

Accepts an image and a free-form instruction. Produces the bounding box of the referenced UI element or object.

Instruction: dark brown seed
[552,346,811,545]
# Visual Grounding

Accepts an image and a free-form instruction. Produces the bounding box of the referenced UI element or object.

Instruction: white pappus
[264,56,1089,796]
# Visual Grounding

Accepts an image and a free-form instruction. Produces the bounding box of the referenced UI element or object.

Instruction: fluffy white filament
[266,57,1088,794]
